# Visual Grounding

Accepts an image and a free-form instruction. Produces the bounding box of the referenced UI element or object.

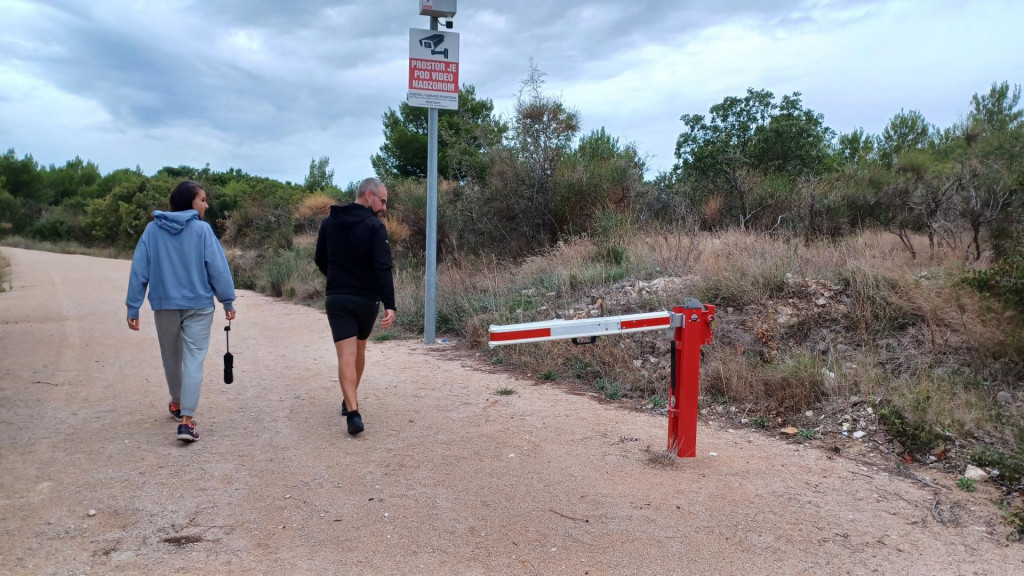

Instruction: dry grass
[1,236,130,260]
[239,225,1023,459]
[381,215,411,252]
[292,194,335,235]
[0,248,10,291]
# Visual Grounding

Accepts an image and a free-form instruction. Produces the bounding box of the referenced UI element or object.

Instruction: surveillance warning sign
[408,28,459,110]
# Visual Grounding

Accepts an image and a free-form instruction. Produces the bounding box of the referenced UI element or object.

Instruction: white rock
[821,369,836,387]
[805,411,814,417]
[964,465,989,482]
[87,509,96,517]
[996,391,1013,404]
[852,431,867,440]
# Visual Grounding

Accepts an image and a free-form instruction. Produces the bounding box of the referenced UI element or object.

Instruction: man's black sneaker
[346,410,364,436]
[169,402,182,422]
[176,422,199,442]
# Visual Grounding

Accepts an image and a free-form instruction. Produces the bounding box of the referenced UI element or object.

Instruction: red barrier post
[668,301,715,458]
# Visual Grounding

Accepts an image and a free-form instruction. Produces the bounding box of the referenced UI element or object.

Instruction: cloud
[0,0,1021,182]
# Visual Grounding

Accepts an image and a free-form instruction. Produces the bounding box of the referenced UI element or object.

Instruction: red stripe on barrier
[620,316,670,330]
[489,327,552,342]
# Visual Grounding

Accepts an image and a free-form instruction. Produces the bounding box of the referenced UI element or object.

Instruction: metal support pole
[423,16,439,345]
[668,301,716,458]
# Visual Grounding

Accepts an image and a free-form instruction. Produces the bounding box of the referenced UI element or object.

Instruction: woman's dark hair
[168,180,204,212]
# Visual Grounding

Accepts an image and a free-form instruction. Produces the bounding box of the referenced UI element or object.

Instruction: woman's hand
[127,317,140,331]
[225,309,236,321]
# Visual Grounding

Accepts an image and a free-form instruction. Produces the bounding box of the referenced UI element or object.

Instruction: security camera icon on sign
[419,34,449,59]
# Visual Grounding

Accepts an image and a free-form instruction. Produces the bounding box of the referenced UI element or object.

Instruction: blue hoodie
[125,210,236,319]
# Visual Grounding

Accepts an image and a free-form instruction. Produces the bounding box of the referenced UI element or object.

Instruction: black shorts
[326,294,379,342]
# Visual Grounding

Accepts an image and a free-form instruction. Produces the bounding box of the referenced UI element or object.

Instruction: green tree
[747,93,836,176]
[303,156,335,192]
[85,173,164,248]
[673,89,835,230]
[371,84,506,182]
[0,178,26,235]
[675,89,835,179]
[969,81,1023,135]
[44,156,102,205]
[673,88,775,181]
[447,63,583,255]
[836,128,876,166]
[551,127,647,232]
[876,109,932,167]
[0,149,47,206]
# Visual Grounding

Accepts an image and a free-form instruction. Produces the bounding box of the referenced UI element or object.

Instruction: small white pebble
[384,512,389,517]
[709,452,718,457]
[509,454,515,458]
[551,548,557,552]
[285,495,291,499]
[87,509,96,517]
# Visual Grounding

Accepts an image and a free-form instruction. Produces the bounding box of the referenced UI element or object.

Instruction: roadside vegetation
[2,68,1021,534]
[0,249,9,291]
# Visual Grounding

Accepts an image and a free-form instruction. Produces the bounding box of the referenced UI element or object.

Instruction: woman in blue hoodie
[126,181,236,443]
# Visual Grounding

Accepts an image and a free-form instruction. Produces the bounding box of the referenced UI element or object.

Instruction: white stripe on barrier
[489,311,672,347]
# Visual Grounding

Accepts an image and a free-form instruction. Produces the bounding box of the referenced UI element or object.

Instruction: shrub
[0,249,9,291]
[971,446,1024,488]
[292,194,334,236]
[955,477,976,492]
[877,404,945,455]
[30,203,89,244]
[966,237,1024,309]
[595,378,623,400]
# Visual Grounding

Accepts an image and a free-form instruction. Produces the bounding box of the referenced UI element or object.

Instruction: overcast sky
[1,0,1022,185]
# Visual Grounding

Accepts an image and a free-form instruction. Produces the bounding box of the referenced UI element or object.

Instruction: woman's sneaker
[168,402,182,422]
[346,411,364,436]
[176,422,199,442]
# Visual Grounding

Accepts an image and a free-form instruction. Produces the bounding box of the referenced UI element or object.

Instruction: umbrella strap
[225,320,231,353]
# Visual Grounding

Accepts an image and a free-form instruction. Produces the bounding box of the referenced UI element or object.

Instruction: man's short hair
[356,177,384,199]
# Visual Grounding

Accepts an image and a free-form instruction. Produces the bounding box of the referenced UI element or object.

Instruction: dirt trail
[0,247,1021,575]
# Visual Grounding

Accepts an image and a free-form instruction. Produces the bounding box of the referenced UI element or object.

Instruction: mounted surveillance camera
[419,0,456,18]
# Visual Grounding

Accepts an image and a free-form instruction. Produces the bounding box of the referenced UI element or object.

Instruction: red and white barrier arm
[488,311,674,347]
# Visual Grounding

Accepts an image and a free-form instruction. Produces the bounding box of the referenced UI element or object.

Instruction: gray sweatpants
[154,307,214,418]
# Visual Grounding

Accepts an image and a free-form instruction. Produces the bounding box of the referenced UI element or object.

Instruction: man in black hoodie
[315,177,396,435]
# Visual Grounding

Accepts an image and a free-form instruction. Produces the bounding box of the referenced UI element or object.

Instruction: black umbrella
[223,321,233,384]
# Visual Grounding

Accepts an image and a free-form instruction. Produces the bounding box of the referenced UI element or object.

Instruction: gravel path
[1,247,1021,575]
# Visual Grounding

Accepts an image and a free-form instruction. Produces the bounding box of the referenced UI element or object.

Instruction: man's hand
[127,317,140,331]
[380,309,395,330]
[226,309,236,321]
